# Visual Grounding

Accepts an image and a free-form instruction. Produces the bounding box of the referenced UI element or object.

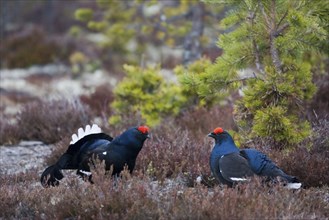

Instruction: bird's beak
[208,132,215,138]
[146,134,151,139]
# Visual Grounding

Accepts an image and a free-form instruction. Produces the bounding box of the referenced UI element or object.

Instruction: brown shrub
[242,117,329,188]
[279,117,329,188]
[79,84,114,119]
[176,104,235,140]
[280,148,329,188]
[308,73,329,120]
[0,26,61,68]
[0,118,20,145]
[1,112,328,219]
[136,122,214,185]
[0,168,328,219]
[0,99,91,145]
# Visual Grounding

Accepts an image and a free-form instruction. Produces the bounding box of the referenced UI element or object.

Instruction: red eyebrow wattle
[138,125,149,134]
[213,127,224,134]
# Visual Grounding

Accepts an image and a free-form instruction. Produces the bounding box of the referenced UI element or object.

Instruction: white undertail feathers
[70,124,102,145]
[286,182,302,189]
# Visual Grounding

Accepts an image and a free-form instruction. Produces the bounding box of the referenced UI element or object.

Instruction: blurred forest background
[0,0,329,218]
[1,0,328,147]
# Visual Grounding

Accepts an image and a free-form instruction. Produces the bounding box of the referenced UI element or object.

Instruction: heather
[1,0,328,219]
[1,151,329,219]
[0,101,329,218]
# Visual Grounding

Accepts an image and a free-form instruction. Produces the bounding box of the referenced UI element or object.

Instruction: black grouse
[41,124,149,187]
[208,127,301,189]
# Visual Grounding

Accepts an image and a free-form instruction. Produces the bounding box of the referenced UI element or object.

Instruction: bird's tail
[40,164,64,187]
[64,124,113,156]
[280,173,302,189]
[40,124,110,187]
[40,153,71,187]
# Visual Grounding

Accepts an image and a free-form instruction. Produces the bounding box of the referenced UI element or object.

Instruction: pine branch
[212,73,263,86]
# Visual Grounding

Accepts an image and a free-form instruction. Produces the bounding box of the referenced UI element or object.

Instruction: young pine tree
[109,64,186,127]
[185,0,328,149]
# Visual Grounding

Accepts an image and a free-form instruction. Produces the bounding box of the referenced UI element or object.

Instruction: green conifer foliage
[110,57,225,127]
[186,0,328,148]
[110,64,186,127]
[175,57,226,107]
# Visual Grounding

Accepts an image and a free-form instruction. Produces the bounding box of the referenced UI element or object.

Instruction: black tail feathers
[40,153,72,187]
[40,128,112,187]
[280,173,300,183]
[40,165,64,187]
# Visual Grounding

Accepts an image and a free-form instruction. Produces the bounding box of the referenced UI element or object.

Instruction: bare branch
[226,75,263,85]
[212,74,263,86]
[276,9,288,30]
[271,0,276,30]
[275,23,289,36]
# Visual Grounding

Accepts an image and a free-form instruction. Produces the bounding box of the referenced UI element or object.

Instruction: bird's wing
[66,133,113,155]
[76,141,111,171]
[219,153,255,183]
[240,148,283,175]
[240,149,300,184]
[62,133,113,169]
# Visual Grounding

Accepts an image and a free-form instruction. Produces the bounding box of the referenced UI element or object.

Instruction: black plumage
[41,124,149,187]
[208,127,301,188]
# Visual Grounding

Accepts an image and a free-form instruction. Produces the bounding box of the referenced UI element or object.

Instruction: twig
[212,74,263,86]
[275,23,289,37]
[276,9,288,31]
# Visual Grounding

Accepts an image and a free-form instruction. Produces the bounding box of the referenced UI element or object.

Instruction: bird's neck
[213,138,239,156]
[112,136,144,153]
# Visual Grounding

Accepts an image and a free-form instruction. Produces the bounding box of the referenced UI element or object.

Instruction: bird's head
[136,125,150,139]
[208,127,233,143]
[116,125,150,144]
[208,127,224,138]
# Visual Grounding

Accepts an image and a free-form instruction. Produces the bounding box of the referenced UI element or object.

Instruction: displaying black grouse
[41,124,149,187]
[208,127,301,189]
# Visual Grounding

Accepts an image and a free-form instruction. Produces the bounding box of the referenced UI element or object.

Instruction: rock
[0,141,53,175]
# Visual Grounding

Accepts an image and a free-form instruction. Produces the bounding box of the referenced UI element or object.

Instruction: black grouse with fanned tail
[41,124,149,187]
[208,127,302,189]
